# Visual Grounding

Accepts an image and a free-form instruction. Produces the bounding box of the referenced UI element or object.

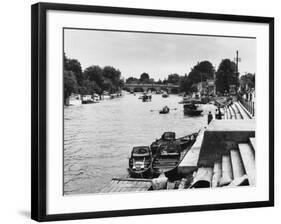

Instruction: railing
[238,95,255,117]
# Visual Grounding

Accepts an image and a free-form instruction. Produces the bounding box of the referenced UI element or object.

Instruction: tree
[126,77,139,84]
[119,78,125,88]
[239,73,255,92]
[188,61,215,84]
[139,72,150,83]
[64,71,77,103]
[103,66,121,87]
[179,75,192,93]
[167,73,180,84]
[64,54,82,73]
[63,54,126,99]
[215,59,236,94]
[148,78,155,84]
[82,65,123,94]
[156,79,163,84]
[102,78,115,93]
[64,54,83,85]
[84,80,101,95]
[83,65,104,87]
[190,85,198,93]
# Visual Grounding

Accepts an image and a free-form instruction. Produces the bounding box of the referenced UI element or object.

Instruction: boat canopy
[161,132,176,141]
[132,146,150,156]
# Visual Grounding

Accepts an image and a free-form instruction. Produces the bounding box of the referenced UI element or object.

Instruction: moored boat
[162,92,169,98]
[68,93,82,106]
[128,146,153,178]
[101,91,111,100]
[150,132,176,155]
[81,95,99,104]
[152,142,181,178]
[183,103,203,116]
[150,132,198,178]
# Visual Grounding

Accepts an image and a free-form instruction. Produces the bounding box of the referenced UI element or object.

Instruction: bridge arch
[123,83,179,93]
[147,87,157,92]
[133,87,144,92]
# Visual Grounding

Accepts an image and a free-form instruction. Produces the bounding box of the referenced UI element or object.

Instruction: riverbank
[65,92,123,106]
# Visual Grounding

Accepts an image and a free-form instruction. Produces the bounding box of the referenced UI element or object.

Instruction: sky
[64,29,256,80]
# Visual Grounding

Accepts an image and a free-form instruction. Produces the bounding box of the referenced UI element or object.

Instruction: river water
[64,93,214,195]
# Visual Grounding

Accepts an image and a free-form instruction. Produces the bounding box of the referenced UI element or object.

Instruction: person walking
[217,108,222,120]
[215,108,222,120]
[208,111,213,124]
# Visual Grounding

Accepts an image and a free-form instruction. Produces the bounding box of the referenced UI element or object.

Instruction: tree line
[64,54,124,103]
[64,54,255,102]
[125,59,254,95]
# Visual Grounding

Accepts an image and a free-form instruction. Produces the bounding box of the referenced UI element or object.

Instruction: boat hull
[82,100,97,104]
[151,138,197,179]
[183,109,203,116]
[152,159,179,179]
[159,110,169,114]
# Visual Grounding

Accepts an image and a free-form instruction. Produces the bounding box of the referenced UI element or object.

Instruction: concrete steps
[249,137,256,152]
[222,102,252,120]
[190,138,255,188]
[238,143,255,186]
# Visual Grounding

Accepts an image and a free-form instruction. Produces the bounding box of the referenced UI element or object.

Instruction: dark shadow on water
[18,210,30,218]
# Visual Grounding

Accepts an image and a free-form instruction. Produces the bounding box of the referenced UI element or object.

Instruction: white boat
[102,91,111,100]
[68,94,82,105]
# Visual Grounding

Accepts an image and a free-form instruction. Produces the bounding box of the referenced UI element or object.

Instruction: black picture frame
[31,2,274,222]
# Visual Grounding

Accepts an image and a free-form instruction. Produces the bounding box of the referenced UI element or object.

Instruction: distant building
[229,84,237,95]
[192,79,215,96]
[206,79,215,95]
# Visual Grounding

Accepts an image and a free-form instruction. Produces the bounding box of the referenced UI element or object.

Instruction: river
[64,93,215,195]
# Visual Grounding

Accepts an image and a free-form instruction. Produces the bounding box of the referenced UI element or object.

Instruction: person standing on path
[208,111,213,124]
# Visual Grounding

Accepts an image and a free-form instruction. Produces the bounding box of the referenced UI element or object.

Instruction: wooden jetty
[99,178,152,193]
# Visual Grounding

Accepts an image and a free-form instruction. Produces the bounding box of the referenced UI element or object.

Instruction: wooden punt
[128,146,153,178]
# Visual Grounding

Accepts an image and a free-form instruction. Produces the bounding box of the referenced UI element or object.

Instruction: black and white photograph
[63,28,256,195]
[29,2,274,222]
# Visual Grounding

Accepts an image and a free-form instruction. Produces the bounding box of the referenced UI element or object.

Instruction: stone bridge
[123,83,180,93]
